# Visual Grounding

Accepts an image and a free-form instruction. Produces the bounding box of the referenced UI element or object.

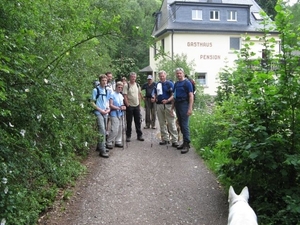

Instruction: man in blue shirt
[91,74,111,158]
[153,70,179,147]
[171,68,194,154]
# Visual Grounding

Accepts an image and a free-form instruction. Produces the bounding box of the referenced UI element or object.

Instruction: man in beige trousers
[152,70,178,147]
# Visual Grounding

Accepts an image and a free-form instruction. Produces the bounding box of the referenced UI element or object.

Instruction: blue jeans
[175,100,190,143]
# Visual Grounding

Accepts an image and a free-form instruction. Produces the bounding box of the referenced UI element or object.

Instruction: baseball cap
[147,75,153,80]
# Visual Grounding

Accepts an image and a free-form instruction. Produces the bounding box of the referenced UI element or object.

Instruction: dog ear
[228,186,237,202]
[239,186,249,202]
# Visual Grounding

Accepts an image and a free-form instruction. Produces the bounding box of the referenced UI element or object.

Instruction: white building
[149,0,280,95]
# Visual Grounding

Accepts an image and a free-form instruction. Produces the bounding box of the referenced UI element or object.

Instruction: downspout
[248,6,251,25]
[172,29,174,66]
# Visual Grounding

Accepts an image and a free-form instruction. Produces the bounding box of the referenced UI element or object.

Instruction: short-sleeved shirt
[123,82,140,107]
[109,91,124,117]
[154,80,174,103]
[91,86,111,116]
[173,79,193,102]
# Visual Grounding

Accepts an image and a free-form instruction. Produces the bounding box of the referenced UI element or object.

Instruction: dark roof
[139,65,153,73]
[153,0,277,37]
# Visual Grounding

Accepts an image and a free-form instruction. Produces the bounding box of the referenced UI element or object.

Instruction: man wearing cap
[141,75,157,129]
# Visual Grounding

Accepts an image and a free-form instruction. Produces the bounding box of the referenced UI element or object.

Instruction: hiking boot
[137,136,144,141]
[171,142,179,148]
[106,144,113,149]
[159,140,169,145]
[177,142,190,153]
[177,142,185,150]
[177,142,190,150]
[126,136,131,142]
[181,146,189,154]
[99,149,109,158]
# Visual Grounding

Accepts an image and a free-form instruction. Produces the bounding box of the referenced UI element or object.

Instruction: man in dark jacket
[141,75,157,129]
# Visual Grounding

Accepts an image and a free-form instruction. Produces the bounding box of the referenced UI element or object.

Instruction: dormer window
[227,10,237,21]
[192,9,203,20]
[210,10,220,21]
[252,12,263,20]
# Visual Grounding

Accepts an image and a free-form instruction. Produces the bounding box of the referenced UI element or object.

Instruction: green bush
[194,3,300,224]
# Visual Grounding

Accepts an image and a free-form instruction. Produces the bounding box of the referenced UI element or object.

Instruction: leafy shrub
[195,3,300,224]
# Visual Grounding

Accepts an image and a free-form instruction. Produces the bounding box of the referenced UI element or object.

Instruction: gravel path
[39,115,228,225]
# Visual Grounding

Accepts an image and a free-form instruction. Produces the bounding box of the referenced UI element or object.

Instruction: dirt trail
[39,113,228,225]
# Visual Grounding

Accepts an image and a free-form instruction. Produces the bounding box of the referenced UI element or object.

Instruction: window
[192,9,202,20]
[262,49,270,59]
[210,10,220,20]
[196,73,207,86]
[227,10,237,21]
[252,12,263,20]
[230,37,240,50]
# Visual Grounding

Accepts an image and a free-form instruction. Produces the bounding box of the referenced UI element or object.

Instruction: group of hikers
[91,68,194,158]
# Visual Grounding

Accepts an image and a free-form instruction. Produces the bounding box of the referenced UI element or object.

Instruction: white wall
[150,32,280,95]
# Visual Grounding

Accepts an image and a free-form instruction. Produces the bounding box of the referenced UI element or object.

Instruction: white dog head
[228,186,258,225]
[228,186,249,207]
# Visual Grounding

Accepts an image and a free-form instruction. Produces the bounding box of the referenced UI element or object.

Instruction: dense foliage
[0,0,160,224]
[2,0,300,224]
[256,0,277,19]
[192,1,300,224]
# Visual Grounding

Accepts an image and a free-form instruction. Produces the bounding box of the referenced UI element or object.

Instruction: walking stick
[151,128,153,148]
[122,114,125,150]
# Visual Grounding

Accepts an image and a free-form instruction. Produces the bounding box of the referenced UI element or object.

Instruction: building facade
[149,0,280,95]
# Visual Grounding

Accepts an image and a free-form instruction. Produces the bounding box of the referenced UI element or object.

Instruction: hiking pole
[151,128,153,148]
[102,114,108,143]
[164,105,169,150]
[123,109,128,149]
[122,114,125,150]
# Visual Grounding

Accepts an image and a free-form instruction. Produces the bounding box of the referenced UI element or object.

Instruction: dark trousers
[144,98,157,128]
[126,105,143,138]
[175,100,190,143]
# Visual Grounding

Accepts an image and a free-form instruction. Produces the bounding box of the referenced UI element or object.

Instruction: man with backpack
[172,68,194,154]
[185,74,196,102]
[123,72,144,142]
[91,74,111,158]
[153,70,179,147]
